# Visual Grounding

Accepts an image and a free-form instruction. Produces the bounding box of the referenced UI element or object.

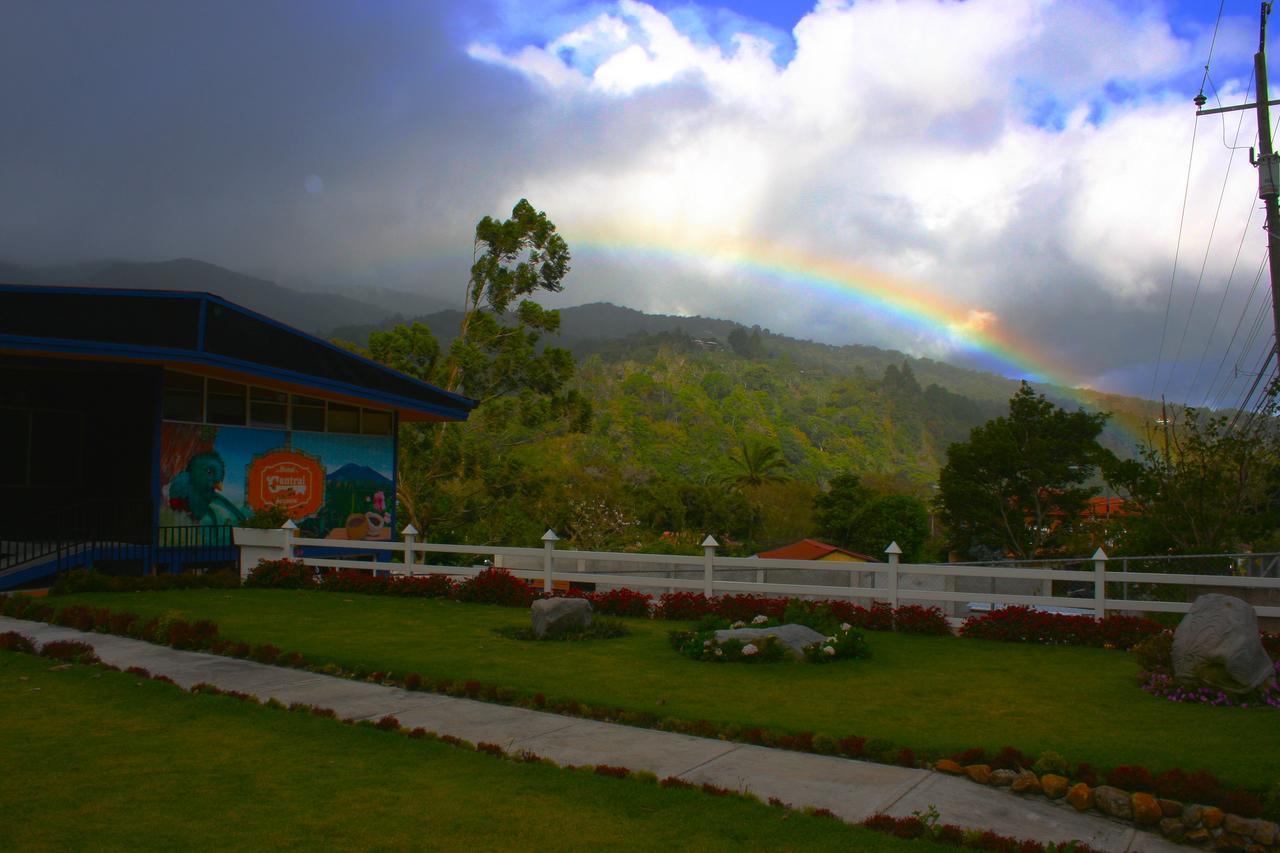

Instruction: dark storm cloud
[0,1,536,290]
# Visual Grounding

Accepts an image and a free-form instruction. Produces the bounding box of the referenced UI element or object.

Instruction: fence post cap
[701,535,719,548]
[400,524,419,536]
[1092,547,1108,561]
[541,529,559,543]
[281,520,298,531]
[884,541,902,555]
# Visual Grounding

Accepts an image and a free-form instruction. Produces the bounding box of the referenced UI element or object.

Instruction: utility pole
[1253,3,1280,351]
[1197,2,1280,351]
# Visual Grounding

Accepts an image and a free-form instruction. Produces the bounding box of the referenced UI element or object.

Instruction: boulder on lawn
[1172,594,1275,694]
[531,598,593,638]
[713,624,827,659]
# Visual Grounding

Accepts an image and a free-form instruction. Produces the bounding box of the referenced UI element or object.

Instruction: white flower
[827,636,836,643]
[823,645,836,656]
[741,643,758,656]
[840,622,852,632]
[703,640,712,647]
[752,615,768,625]
[731,620,746,629]
[715,648,724,656]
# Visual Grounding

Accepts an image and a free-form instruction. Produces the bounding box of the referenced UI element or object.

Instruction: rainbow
[566,226,1153,446]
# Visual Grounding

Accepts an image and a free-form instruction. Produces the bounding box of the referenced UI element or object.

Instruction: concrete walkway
[1,616,1179,852]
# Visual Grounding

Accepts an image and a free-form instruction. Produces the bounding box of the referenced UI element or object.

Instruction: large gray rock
[713,624,827,659]
[531,598,593,638]
[1172,594,1275,694]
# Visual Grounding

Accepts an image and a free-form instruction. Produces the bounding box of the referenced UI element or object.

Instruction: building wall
[0,357,157,540]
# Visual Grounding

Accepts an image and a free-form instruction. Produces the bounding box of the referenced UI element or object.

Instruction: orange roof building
[756,539,878,562]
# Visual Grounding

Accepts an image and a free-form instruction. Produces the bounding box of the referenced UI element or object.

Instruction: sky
[1,0,1274,405]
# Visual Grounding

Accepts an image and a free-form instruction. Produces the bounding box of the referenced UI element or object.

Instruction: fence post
[541,529,559,593]
[401,524,418,574]
[701,535,719,597]
[1093,547,1108,619]
[885,541,902,609]
[280,520,297,561]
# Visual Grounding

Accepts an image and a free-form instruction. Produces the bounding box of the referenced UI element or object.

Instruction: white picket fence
[239,524,1280,622]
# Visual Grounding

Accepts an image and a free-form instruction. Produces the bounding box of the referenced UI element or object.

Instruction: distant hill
[0,258,393,335]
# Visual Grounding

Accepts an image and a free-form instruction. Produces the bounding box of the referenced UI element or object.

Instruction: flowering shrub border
[51,568,241,596]
[5,591,1274,822]
[960,606,1164,650]
[0,633,1111,853]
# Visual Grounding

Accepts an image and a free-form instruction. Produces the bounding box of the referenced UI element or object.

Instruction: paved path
[1,616,1179,852]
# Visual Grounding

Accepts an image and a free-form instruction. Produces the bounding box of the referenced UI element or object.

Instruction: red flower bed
[959,606,1163,649]
[576,587,653,618]
[454,568,534,607]
[244,558,315,589]
[653,591,716,620]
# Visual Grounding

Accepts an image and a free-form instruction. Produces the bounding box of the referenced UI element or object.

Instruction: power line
[1189,196,1259,404]
[1166,100,1251,400]
[1149,120,1201,400]
[1207,252,1269,409]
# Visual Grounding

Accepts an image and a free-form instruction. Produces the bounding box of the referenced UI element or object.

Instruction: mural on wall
[160,422,394,539]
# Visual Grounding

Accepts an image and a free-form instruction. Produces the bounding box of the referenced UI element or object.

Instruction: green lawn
[0,651,910,851]
[44,589,1280,791]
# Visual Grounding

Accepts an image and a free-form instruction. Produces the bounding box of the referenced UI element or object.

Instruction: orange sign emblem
[247,449,325,519]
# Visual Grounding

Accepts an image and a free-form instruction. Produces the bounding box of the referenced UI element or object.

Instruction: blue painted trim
[150,366,163,575]
[0,284,476,410]
[1,334,471,421]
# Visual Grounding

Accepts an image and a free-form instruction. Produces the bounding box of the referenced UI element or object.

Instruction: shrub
[801,623,871,664]
[245,558,314,589]
[1032,751,1068,777]
[1104,765,1155,793]
[454,568,534,607]
[960,607,1163,649]
[51,568,241,595]
[1220,789,1264,818]
[1130,631,1173,673]
[0,631,36,653]
[654,592,715,620]
[38,640,99,663]
[52,604,96,631]
[238,504,292,530]
[582,588,653,618]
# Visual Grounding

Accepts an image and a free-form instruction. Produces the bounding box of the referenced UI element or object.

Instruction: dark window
[361,409,392,436]
[249,387,288,428]
[206,379,246,425]
[327,403,360,434]
[291,395,325,432]
[162,371,203,422]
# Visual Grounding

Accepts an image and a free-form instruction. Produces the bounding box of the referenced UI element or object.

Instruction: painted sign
[160,422,394,539]
[247,449,324,518]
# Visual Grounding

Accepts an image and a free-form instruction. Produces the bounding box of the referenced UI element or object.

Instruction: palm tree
[725,439,790,490]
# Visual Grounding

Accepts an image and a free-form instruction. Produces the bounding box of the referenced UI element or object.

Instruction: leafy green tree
[813,475,929,560]
[1105,405,1280,554]
[936,382,1111,559]
[725,438,789,489]
[369,200,588,536]
[813,474,873,545]
[846,494,930,561]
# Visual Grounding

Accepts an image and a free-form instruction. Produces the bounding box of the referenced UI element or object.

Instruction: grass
[45,589,1280,791]
[0,650,911,851]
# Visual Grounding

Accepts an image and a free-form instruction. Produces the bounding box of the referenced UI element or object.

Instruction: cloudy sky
[1,0,1273,404]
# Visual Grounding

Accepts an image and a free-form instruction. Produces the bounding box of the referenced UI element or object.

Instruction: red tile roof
[756,538,878,562]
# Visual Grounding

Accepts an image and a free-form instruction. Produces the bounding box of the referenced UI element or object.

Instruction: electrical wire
[1149,121,1200,401]
[1207,253,1268,409]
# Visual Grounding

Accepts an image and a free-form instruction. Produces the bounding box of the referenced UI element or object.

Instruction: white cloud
[467,0,1262,397]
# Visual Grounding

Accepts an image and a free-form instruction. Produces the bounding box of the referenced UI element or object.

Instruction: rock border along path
[1,616,1179,852]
